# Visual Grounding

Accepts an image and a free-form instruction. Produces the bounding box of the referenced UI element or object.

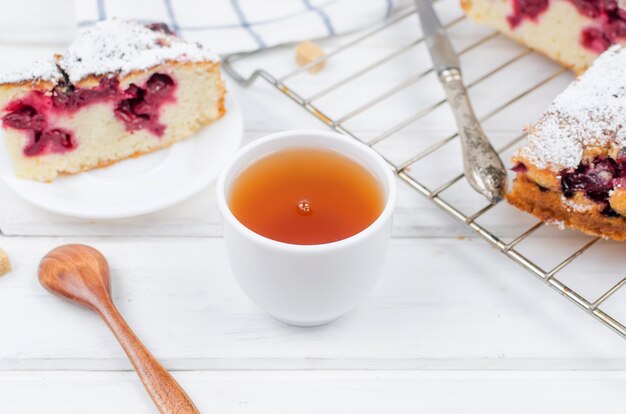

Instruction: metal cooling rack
[221,6,626,339]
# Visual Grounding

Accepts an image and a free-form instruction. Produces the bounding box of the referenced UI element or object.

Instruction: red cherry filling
[511,162,528,173]
[561,157,617,199]
[52,77,119,111]
[24,128,75,157]
[581,27,613,53]
[2,104,75,157]
[507,0,549,27]
[560,157,626,216]
[2,72,176,157]
[2,105,46,130]
[114,73,175,136]
[508,0,626,53]
[569,0,606,18]
[146,22,176,36]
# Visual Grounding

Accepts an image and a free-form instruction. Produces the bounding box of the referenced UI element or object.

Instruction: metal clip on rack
[222,6,626,339]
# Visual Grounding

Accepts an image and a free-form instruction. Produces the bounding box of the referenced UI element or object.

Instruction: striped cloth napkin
[74,0,411,55]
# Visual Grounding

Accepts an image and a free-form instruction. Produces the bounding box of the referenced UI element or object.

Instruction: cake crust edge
[506,176,626,240]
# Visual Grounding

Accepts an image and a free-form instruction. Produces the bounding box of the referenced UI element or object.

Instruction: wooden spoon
[38,244,200,414]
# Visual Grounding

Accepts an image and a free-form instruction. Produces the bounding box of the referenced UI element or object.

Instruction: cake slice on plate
[0,20,225,182]
[462,0,626,73]
[508,45,626,240]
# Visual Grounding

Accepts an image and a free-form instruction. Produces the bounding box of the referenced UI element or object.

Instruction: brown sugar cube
[0,248,11,277]
[295,41,326,73]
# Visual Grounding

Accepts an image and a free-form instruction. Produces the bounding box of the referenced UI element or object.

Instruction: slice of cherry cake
[462,0,626,74]
[0,20,225,182]
[508,45,626,240]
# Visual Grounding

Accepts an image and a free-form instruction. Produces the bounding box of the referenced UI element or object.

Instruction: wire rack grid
[221,5,626,339]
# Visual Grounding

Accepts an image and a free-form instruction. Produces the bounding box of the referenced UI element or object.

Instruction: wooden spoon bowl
[39,244,200,414]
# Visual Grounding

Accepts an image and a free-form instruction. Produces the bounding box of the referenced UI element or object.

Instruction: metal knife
[415,0,507,203]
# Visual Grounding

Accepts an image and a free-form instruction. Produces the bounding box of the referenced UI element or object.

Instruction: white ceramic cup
[216,130,397,326]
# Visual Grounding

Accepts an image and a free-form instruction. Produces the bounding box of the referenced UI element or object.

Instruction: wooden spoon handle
[98,301,200,414]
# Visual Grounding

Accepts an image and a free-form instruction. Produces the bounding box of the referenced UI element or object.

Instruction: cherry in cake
[507,45,626,240]
[462,0,626,73]
[0,19,225,182]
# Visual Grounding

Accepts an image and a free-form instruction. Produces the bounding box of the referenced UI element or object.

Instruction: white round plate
[0,93,243,219]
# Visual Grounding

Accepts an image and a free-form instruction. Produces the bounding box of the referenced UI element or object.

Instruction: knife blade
[415,0,507,203]
[414,0,459,74]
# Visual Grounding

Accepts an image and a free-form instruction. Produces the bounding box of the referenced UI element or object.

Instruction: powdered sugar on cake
[520,45,626,170]
[561,195,594,212]
[60,20,219,83]
[0,59,62,84]
[0,20,219,85]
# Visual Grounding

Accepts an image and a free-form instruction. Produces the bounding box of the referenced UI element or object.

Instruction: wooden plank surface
[1,236,624,373]
[2,370,625,414]
[0,0,622,412]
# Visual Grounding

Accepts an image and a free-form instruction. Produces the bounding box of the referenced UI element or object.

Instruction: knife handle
[438,68,507,203]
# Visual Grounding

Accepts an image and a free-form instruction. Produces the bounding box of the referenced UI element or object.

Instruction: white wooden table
[2,3,626,412]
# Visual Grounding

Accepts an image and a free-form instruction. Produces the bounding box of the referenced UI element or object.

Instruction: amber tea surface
[229,148,385,245]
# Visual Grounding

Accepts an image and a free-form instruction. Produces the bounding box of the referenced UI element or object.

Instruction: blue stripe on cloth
[302,0,335,36]
[230,0,266,48]
[78,0,340,30]
[163,0,181,32]
[385,0,394,18]
[97,0,106,20]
